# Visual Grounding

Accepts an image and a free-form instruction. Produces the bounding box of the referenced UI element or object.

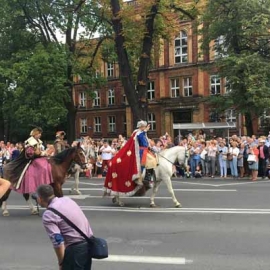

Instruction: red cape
[103,131,142,196]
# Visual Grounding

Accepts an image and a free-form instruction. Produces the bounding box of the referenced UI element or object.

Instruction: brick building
[74,11,258,140]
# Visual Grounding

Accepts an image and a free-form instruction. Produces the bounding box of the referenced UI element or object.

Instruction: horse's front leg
[70,165,81,195]
[2,200,9,216]
[112,195,124,207]
[164,177,182,208]
[150,181,162,208]
[23,193,38,215]
[1,189,12,216]
[52,183,63,197]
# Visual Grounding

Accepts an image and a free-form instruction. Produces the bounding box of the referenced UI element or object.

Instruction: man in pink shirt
[36,184,93,270]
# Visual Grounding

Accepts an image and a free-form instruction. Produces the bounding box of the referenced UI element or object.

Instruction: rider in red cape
[4,127,52,193]
[103,120,151,196]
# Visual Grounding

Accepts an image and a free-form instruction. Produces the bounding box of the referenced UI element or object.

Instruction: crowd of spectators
[2,130,270,182]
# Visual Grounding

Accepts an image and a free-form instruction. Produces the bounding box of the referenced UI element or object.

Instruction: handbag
[247,154,256,163]
[48,207,108,259]
[227,153,233,161]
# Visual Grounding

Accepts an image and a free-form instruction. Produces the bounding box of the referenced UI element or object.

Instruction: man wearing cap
[54,131,69,155]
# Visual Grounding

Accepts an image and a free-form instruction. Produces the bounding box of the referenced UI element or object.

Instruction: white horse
[113,146,186,208]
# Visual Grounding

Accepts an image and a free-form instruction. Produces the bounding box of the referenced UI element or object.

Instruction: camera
[219,150,222,153]
[31,193,38,201]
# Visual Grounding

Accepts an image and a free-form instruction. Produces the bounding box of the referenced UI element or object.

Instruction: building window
[171,78,180,98]
[147,81,155,100]
[224,78,232,94]
[209,111,220,122]
[79,92,86,107]
[108,116,116,133]
[147,113,156,131]
[210,75,221,95]
[92,91,100,106]
[123,115,127,132]
[107,63,114,77]
[108,89,115,105]
[80,118,87,133]
[94,117,101,133]
[183,77,193,97]
[175,30,188,64]
[214,35,227,59]
[225,109,236,122]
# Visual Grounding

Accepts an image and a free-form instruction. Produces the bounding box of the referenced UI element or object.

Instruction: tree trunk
[110,0,160,128]
[66,105,76,144]
[245,112,253,136]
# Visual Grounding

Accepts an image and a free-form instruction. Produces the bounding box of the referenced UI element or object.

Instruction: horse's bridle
[157,149,187,169]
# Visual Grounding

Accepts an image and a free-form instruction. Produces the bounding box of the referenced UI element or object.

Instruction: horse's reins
[156,151,186,169]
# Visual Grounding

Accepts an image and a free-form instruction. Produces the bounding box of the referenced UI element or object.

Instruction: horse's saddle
[145,151,158,169]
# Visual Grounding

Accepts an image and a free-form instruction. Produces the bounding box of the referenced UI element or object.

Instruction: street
[1,176,270,270]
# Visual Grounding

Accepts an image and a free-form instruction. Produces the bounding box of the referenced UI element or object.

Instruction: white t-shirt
[100,145,113,160]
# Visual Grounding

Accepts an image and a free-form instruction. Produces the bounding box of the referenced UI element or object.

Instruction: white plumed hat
[137,120,147,128]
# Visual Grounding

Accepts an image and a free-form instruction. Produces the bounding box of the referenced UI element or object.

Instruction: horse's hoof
[118,202,125,207]
[70,189,82,195]
[175,203,182,208]
[150,203,157,208]
[31,209,39,215]
[3,210,10,217]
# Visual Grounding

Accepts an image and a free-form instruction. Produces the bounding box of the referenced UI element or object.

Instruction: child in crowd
[96,155,103,178]
[194,165,202,178]
[185,165,191,178]
[85,160,93,178]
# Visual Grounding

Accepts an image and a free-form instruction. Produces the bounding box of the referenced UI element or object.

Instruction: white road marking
[6,205,270,214]
[97,255,192,265]
[66,181,103,186]
[63,188,237,192]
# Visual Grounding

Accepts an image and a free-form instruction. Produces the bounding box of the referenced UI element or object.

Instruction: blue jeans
[230,157,238,177]
[219,158,227,177]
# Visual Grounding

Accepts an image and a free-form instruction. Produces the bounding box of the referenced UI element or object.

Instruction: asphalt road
[1,176,270,270]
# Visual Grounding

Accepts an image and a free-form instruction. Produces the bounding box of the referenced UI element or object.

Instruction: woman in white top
[229,141,240,178]
[207,140,218,178]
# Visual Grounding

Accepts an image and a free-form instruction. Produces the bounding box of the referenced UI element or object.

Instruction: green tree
[200,0,270,135]
[109,0,198,125]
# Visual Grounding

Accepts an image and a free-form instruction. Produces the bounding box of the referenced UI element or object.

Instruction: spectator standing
[248,144,259,181]
[218,141,228,178]
[99,141,114,173]
[237,143,245,178]
[37,184,93,270]
[229,141,239,178]
[207,140,218,178]
[258,138,269,178]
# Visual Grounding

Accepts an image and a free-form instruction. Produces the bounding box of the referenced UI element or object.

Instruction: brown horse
[0,143,87,216]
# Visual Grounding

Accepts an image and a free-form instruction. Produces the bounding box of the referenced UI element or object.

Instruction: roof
[173,122,236,130]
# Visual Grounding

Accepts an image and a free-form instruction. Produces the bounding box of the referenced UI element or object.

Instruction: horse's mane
[52,147,76,164]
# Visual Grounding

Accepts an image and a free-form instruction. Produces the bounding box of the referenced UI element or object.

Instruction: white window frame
[183,77,193,97]
[147,113,156,131]
[79,92,86,107]
[107,63,114,77]
[108,116,116,133]
[147,81,155,100]
[80,118,87,133]
[170,78,180,98]
[94,117,101,133]
[214,35,228,58]
[225,109,236,122]
[210,75,221,95]
[224,78,232,94]
[108,89,115,105]
[92,91,100,106]
[174,30,188,64]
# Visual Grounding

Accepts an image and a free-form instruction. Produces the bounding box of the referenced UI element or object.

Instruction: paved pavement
[1,176,270,269]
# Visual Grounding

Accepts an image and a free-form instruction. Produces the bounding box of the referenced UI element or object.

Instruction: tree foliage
[200,0,270,134]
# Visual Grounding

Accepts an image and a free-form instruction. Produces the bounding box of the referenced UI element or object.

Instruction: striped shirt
[42,197,93,248]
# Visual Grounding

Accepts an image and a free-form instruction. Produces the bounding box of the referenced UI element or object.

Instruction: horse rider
[134,120,155,185]
[54,131,69,155]
[4,127,52,194]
